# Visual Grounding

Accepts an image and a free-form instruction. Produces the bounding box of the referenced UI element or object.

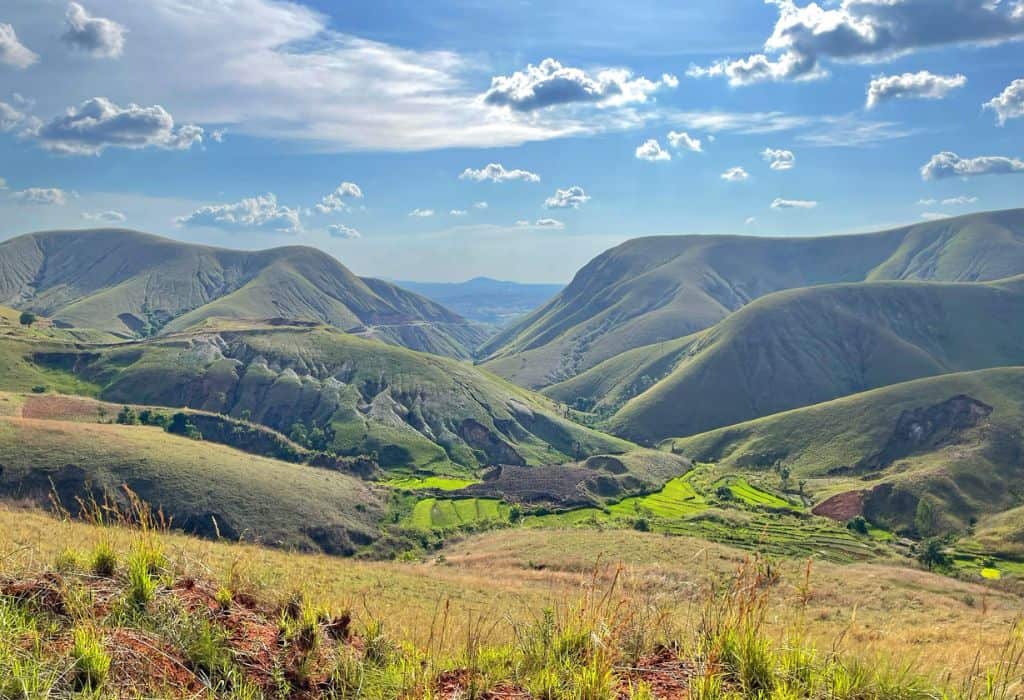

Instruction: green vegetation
[406,497,512,531]
[482,209,1024,389]
[387,475,480,491]
[715,477,795,510]
[0,228,486,357]
[547,276,1024,442]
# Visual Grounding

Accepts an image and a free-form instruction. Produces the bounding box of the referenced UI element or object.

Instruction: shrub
[167,412,202,440]
[846,516,869,535]
[30,385,46,394]
[71,627,111,691]
[916,538,950,571]
[19,311,36,327]
[116,405,140,425]
[89,542,117,577]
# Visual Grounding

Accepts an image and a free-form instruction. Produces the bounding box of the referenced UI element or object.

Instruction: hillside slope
[15,320,631,475]
[481,209,1024,387]
[551,276,1024,442]
[0,229,487,358]
[668,368,1024,549]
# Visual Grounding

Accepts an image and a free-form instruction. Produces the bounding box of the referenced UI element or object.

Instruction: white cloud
[721,166,750,182]
[771,197,817,209]
[635,138,671,162]
[942,196,978,206]
[13,188,69,205]
[516,218,565,229]
[0,23,37,69]
[32,97,202,155]
[666,130,702,152]
[176,193,301,233]
[409,208,434,217]
[866,71,966,109]
[210,129,226,143]
[460,163,540,183]
[450,209,467,216]
[984,78,1024,125]
[761,147,795,171]
[473,201,488,209]
[745,216,757,225]
[689,0,1024,86]
[62,2,126,58]
[921,151,1024,180]
[920,212,947,221]
[315,182,363,214]
[917,198,936,205]
[327,223,361,239]
[0,101,27,131]
[82,209,126,223]
[0,177,6,190]
[544,186,590,209]
[483,58,677,111]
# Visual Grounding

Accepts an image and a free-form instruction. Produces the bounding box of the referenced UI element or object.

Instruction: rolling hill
[0,228,488,358]
[481,209,1024,388]
[397,277,563,326]
[548,275,1024,443]
[667,368,1024,550]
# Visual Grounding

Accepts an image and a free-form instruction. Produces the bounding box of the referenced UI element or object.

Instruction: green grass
[607,476,707,518]
[716,477,795,510]
[407,498,511,531]
[387,476,480,491]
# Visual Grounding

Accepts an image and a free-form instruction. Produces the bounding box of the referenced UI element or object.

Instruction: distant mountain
[549,275,1024,443]
[669,368,1024,551]
[0,228,488,358]
[480,209,1024,388]
[396,277,563,326]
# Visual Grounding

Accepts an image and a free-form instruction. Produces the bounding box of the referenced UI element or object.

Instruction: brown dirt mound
[813,490,864,521]
[616,647,694,699]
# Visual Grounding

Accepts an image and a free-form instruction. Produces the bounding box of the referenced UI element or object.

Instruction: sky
[0,0,1022,283]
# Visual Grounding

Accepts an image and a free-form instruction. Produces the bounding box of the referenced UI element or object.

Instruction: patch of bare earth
[812,490,864,521]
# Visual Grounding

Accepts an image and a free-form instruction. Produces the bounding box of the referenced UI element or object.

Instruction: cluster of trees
[116,406,202,440]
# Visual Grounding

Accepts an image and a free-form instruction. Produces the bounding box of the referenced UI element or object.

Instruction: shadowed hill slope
[667,368,1024,549]
[481,209,1024,387]
[0,228,487,358]
[549,276,1024,443]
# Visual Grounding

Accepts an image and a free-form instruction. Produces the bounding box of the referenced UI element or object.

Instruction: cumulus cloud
[82,209,126,223]
[483,58,677,112]
[408,208,434,217]
[450,209,467,216]
[667,130,702,152]
[543,186,590,209]
[771,197,817,209]
[745,217,757,225]
[921,151,1024,180]
[0,23,37,69]
[920,212,947,221]
[62,3,127,58]
[176,193,301,233]
[721,166,750,182]
[460,163,540,183]
[984,78,1024,125]
[866,71,966,109]
[13,188,69,205]
[635,139,671,162]
[32,97,203,155]
[327,224,361,239]
[315,182,363,214]
[473,201,488,209]
[942,195,978,206]
[689,0,1024,86]
[761,148,795,171]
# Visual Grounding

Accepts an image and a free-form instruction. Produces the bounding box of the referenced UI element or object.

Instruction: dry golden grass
[1,505,1020,688]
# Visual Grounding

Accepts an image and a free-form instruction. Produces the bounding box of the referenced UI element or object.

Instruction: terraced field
[388,476,481,491]
[607,476,707,518]
[717,476,798,509]
[408,497,511,530]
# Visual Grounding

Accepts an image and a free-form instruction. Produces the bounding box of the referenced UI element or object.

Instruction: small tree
[915,497,939,537]
[917,538,950,571]
[19,311,37,327]
[116,405,139,425]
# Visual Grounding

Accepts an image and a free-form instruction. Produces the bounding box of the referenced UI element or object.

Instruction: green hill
[481,209,1024,388]
[13,319,631,475]
[0,228,487,358]
[667,368,1024,551]
[0,412,385,553]
[551,276,1024,443]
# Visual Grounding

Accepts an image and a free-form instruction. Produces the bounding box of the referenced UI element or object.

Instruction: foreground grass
[2,506,1024,697]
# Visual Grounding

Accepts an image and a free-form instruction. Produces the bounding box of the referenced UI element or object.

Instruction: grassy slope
[669,368,1024,545]
[0,417,384,553]
[0,229,487,358]
[554,276,1024,443]
[15,321,631,474]
[2,507,1021,694]
[482,209,1024,388]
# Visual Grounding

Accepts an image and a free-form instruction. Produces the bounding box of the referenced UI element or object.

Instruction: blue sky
[0,0,1022,282]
